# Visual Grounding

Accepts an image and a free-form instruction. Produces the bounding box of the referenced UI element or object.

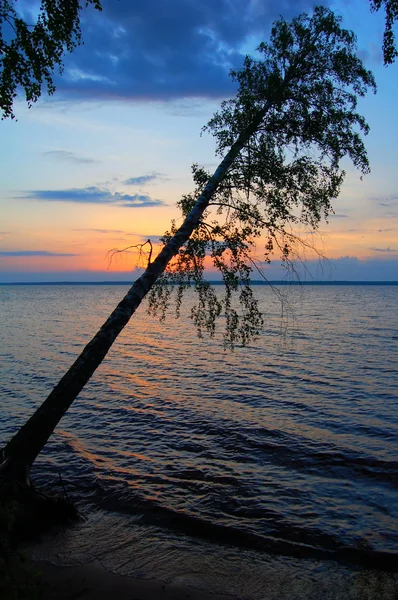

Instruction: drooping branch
[108,239,153,269]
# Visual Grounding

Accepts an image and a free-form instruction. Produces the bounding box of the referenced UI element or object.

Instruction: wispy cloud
[2,257,398,283]
[43,150,99,164]
[123,173,166,186]
[16,186,165,208]
[370,247,397,253]
[0,250,77,257]
[375,195,398,208]
[125,232,164,244]
[329,213,348,218]
[348,227,397,233]
[73,228,126,234]
[357,46,383,67]
[199,163,218,171]
[139,234,164,244]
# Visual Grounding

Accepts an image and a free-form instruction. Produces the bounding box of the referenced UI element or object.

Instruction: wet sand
[27,555,398,600]
[34,559,235,600]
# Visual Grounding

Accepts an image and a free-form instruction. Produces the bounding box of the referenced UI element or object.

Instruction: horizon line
[1,280,397,286]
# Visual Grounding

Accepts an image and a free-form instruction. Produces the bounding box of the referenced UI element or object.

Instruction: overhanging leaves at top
[0,0,102,119]
[370,0,398,64]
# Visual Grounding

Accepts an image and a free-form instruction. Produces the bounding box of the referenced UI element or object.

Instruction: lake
[1,283,397,599]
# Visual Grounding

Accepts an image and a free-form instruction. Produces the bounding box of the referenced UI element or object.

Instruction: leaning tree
[0,6,376,485]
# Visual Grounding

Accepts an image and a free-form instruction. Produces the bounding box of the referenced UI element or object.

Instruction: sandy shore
[33,559,235,600]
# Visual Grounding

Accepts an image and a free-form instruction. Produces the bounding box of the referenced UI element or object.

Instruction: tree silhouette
[0,6,376,485]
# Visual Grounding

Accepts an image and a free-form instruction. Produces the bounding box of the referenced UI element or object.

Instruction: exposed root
[1,482,79,547]
[0,472,81,599]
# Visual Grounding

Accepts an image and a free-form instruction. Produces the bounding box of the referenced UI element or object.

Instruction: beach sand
[33,559,235,600]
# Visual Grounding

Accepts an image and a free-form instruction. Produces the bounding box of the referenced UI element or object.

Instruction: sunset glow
[1,0,397,282]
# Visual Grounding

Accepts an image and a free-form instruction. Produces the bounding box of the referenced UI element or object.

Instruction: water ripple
[1,284,397,574]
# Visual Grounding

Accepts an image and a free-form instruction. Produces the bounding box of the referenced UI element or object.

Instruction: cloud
[139,234,165,244]
[347,228,397,233]
[52,0,319,103]
[0,251,77,257]
[370,247,397,253]
[376,196,398,208]
[356,42,383,67]
[124,232,165,243]
[122,195,165,208]
[165,100,210,117]
[1,257,398,283]
[199,163,218,171]
[16,186,165,208]
[329,213,348,218]
[252,256,398,282]
[43,150,99,164]
[73,228,126,234]
[123,173,166,186]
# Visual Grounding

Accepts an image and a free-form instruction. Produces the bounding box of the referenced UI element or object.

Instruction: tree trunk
[1,105,271,479]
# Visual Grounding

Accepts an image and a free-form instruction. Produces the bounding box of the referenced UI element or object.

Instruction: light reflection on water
[1,284,397,597]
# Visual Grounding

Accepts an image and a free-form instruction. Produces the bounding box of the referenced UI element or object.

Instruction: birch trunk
[1,103,271,478]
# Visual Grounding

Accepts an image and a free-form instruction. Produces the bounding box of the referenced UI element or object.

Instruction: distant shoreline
[0,280,397,286]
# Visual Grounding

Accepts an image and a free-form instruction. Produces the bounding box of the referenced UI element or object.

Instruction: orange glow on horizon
[1,203,397,274]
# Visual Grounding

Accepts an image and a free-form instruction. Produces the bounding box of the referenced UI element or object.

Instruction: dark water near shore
[1,284,397,598]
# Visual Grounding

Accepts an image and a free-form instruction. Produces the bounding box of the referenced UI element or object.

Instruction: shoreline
[33,559,236,600]
[29,555,398,600]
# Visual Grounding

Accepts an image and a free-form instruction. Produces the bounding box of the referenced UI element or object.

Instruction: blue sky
[0,0,397,282]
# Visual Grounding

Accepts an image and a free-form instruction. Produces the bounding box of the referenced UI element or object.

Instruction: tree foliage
[0,0,102,119]
[370,0,398,64]
[148,6,376,348]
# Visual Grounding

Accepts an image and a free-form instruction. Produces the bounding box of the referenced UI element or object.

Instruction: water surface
[1,284,397,597]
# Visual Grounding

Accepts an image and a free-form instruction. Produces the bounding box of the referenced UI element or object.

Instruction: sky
[0,0,397,282]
